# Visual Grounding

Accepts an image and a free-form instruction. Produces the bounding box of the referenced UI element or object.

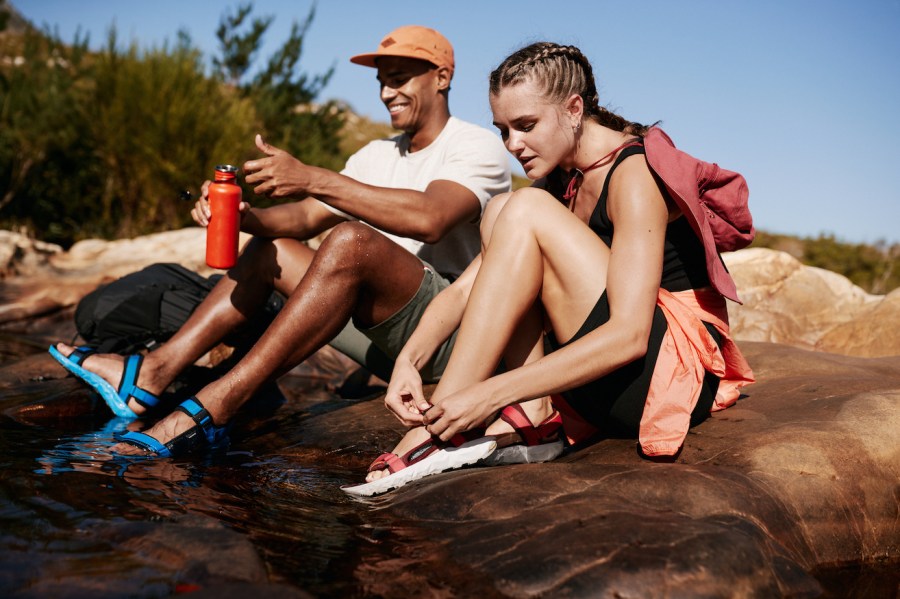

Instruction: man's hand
[191,179,251,227]
[243,134,309,199]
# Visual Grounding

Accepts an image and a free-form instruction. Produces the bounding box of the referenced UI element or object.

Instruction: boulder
[816,287,900,357]
[725,248,899,357]
[285,342,900,597]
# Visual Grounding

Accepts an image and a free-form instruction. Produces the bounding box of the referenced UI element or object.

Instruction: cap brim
[349,53,380,68]
[350,51,443,70]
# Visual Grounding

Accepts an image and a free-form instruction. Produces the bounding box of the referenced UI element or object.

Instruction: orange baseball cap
[350,25,454,78]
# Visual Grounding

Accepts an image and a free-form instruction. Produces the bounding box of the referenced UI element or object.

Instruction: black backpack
[74,263,283,354]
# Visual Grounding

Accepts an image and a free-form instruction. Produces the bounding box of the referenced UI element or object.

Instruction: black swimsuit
[547,143,720,439]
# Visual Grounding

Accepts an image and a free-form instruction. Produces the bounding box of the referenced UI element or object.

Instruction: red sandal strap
[499,404,563,446]
[367,452,405,474]
[367,437,443,475]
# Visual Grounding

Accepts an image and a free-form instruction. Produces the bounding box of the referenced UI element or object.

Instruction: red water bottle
[206,165,241,269]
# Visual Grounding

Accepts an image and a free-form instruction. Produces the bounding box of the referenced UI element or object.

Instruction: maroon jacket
[644,128,754,303]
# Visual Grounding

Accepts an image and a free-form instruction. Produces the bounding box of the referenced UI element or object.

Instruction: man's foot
[112,396,229,457]
[54,343,165,416]
[111,410,195,455]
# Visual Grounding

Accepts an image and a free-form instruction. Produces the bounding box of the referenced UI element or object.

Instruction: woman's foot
[54,343,166,416]
[365,425,432,482]
[484,396,555,438]
[364,396,555,482]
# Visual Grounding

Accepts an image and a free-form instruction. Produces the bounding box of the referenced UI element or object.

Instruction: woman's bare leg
[366,189,608,480]
[113,223,430,454]
[55,236,315,414]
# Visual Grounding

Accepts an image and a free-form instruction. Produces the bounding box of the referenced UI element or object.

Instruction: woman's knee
[492,187,559,232]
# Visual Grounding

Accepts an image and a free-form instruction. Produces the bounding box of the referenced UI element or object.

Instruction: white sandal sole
[343,437,498,497]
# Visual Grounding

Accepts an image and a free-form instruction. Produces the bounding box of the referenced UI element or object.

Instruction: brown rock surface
[4,232,897,358]
[289,341,899,597]
[3,341,897,596]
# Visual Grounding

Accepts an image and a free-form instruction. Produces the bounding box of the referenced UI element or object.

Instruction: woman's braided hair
[489,42,652,136]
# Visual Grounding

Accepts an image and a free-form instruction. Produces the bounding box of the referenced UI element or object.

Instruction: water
[0,358,408,598]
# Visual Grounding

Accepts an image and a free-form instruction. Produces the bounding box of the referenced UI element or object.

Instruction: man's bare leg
[112,222,430,454]
[55,236,315,415]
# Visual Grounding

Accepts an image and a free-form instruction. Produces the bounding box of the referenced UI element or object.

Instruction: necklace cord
[563,138,642,211]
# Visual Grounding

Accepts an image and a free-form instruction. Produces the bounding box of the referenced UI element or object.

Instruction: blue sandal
[114,397,229,458]
[48,345,160,419]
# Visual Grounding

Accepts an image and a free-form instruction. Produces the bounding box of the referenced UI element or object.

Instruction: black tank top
[587,143,710,292]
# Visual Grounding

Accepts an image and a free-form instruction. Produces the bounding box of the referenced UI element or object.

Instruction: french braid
[490,42,652,135]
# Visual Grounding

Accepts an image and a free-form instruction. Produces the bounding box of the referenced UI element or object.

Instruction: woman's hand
[191,179,251,227]
[424,382,499,442]
[383,358,430,427]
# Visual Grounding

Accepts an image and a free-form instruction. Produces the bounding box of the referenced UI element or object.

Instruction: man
[50,25,510,456]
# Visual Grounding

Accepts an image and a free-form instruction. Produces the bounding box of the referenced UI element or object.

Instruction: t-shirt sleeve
[435,125,511,219]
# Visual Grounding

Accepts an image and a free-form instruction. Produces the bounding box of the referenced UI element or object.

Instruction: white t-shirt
[326,116,510,278]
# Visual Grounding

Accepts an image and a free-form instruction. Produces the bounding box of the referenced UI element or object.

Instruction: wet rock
[180,582,314,599]
[114,514,268,585]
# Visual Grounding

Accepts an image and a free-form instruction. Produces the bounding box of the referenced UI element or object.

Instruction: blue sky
[15,0,900,244]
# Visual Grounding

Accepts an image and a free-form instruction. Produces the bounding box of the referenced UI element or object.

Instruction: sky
[14,0,900,244]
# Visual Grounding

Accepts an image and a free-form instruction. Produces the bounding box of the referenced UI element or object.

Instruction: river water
[0,344,420,598]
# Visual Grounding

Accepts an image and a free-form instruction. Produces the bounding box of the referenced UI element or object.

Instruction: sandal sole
[342,437,498,497]
[479,438,565,466]
[49,346,138,419]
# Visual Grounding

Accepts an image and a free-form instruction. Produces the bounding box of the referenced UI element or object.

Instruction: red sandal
[482,403,566,466]
[343,430,496,497]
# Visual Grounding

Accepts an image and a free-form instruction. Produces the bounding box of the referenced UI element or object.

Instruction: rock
[6,232,896,358]
[816,287,900,357]
[1,231,899,596]
[725,248,899,357]
[48,227,251,278]
[307,341,899,597]
[0,230,63,278]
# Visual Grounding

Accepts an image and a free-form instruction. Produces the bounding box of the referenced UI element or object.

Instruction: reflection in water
[0,381,379,597]
[35,416,132,477]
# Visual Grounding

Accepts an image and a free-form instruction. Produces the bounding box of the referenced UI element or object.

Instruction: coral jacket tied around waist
[643,128,755,304]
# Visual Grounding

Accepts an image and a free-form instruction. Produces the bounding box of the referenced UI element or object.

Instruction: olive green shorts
[328,263,456,383]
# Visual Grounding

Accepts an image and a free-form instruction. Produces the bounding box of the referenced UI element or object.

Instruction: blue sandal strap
[114,430,172,457]
[119,355,160,409]
[113,397,228,459]
[68,346,98,367]
[175,397,226,444]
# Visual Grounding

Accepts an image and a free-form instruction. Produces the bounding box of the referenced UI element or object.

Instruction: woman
[345,42,754,497]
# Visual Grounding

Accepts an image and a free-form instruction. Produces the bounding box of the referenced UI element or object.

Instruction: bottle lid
[213,164,239,182]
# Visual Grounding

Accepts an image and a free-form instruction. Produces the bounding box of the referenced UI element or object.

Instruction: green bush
[0,2,343,246]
